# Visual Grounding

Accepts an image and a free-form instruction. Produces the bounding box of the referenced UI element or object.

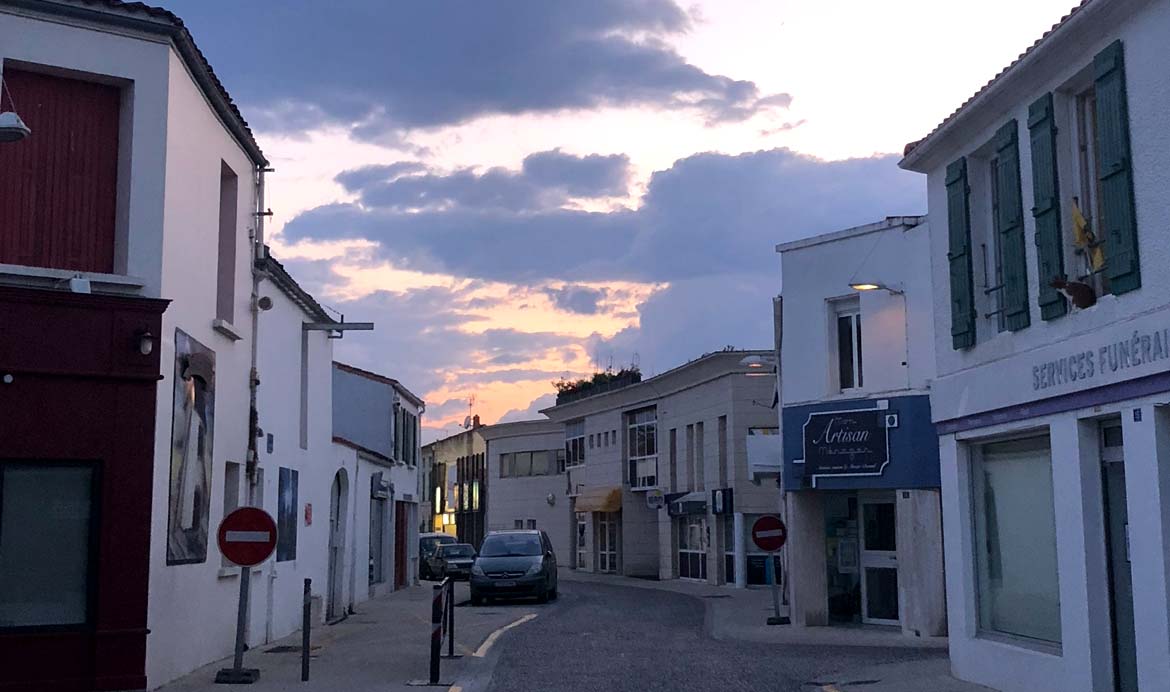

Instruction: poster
[166,329,216,565]
[277,467,299,562]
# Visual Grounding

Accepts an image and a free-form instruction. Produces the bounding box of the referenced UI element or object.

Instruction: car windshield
[478,534,543,557]
[422,537,455,553]
[441,545,474,558]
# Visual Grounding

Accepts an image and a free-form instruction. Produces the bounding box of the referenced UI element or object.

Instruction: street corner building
[0,2,376,689]
[777,217,946,639]
[423,419,488,548]
[899,0,1170,689]
[539,351,783,588]
[332,362,425,608]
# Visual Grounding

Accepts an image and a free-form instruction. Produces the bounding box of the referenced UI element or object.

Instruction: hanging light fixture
[0,74,31,143]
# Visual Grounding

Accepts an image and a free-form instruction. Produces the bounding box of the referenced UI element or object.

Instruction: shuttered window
[1028,93,1068,320]
[946,158,976,349]
[1094,40,1139,295]
[0,67,120,273]
[993,121,1030,332]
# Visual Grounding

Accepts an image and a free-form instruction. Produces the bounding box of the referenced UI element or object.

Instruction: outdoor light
[849,282,904,295]
[0,77,31,143]
[138,330,155,356]
[739,354,768,368]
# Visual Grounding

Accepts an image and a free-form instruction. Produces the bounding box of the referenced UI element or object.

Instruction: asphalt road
[481,580,943,692]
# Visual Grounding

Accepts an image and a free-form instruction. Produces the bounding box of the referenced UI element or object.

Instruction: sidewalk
[559,568,993,692]
[157,581,538,692]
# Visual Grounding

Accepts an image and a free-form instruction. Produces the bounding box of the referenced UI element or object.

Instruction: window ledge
[0,263,146,293]
[212,319,244,341]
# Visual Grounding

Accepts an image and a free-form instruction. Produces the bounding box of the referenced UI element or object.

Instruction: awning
[573,486,623,513]
[666,491,707,516]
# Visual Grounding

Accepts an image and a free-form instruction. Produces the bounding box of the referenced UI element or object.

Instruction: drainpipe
[248,164,274,642]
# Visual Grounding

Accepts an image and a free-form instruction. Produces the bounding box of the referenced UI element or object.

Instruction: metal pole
[765,551,787,625]
[301,578,311,682]
[233,567,251,670]
[429,583,442,684]
[447,581,454,658]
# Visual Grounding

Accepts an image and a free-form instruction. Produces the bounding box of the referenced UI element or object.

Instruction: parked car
[469,530,557,605]
[419,532,458,580]
[426,543,477,581]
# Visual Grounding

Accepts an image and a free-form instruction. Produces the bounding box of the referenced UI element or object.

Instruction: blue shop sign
[782,395,939,491]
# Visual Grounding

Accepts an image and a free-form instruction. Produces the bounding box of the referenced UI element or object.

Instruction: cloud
[165,0,790,136]
[544,285,608,314]
[497,394,557,424]
[334,150,631,213]
[284,148,924,284]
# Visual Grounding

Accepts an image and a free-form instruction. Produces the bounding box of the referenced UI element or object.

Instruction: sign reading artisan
[798,408,891,481]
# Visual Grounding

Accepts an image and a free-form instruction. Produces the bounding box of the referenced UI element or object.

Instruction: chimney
[472,414,481,428]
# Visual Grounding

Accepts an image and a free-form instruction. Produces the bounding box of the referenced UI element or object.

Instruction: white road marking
[225,531,271,542]
[473,614,538,657]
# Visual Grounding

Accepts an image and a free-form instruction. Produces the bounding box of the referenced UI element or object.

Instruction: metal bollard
[429,582,443,684]
[442,579,461,659]
[301,578,311,682]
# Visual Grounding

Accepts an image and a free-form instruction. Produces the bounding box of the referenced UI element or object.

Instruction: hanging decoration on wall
[167,329,216,565]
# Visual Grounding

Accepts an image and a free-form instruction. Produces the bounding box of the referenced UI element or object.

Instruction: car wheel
[471,591,483,606]
[537,587,549,604]
[549,584,558,601]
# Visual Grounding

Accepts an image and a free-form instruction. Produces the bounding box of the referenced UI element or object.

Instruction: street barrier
[301,578,311,682]
[408,577,457,686]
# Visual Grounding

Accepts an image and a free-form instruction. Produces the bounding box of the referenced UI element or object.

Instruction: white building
[541,352,782,586]
[900,1,1170,689]
[332,363,424,605]
[479,419,572,559]
[776,217,946,637]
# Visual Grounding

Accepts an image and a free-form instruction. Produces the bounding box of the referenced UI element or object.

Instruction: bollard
[442,579,461,659]
[429,582,443,684]
[301,578,311,682]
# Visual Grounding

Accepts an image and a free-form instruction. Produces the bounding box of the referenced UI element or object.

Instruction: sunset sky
[168,0,1077,440]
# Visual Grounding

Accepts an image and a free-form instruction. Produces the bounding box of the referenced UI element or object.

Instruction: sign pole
[751,514,790,626]
[766,551,786,625]
[214,507,278,685]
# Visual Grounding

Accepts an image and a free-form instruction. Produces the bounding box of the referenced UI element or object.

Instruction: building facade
[0,2,269,688]
[332,363,424,610]
[900,1,1170,689]
[777,217,946,637]
[422,421,487,546]
[479,419,572,559]
[541,352,782,586]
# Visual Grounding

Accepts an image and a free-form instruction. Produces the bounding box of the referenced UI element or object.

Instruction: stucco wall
[483,424,572,559]
[332,368,396,458]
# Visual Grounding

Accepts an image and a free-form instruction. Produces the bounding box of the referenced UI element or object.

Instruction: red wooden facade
[0,286,167,692]
[0,67,120,274]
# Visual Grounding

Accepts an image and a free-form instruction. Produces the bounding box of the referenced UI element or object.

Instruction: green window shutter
[1095,39,1140,294]
[1028,94,1068,320]
[946,157,976,349]
[995,120,1030,331]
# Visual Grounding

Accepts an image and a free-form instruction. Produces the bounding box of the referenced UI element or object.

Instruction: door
[327,472,346,621]
[394,502,408,589]
[678,515,708,581]
[1102,422,1137,692]
[859,494,899,625]
[597,513,619,573]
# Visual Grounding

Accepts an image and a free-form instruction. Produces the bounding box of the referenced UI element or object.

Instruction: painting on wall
[166,329,216,565]
[277,467,299,562]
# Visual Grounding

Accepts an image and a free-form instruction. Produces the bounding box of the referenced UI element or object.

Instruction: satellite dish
[462,416,472,429]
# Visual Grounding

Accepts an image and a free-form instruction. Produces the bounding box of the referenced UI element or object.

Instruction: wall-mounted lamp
[0,77,31,143]
[137,330,155,356]
[850,282,903,295]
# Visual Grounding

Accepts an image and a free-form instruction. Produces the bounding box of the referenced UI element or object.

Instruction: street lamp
[0,76,30,143]
[849,281,903,295]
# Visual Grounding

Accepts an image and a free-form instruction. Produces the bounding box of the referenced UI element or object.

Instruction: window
[0,67,120,274]
[565,420,586,468]
[834,298,863,390]
[514,519,524,529]
[627,407,658,489]
[216,162,239,323]
[717,416,728,487]
[668,428,678,492]
[0,462,96,627]
[576,515,587,568]
[973,435,1061,644]
[678,515,707,581]
[472,481,480,512]
[393,406,403,461]
[685,424,695,491]
[985,155,1007,331]
[369,486,386,585]
[694,421,705,492]
[222,462,241,567]
[532,450,550,476]
[515,452,533,477]
[556,449,566,474]
[500,453,514,478]
[526,519,537,530]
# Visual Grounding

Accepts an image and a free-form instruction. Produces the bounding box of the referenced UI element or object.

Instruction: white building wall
[146,49,262,688]
[0,11,171,294]
[349,451,420,603]
[483,425,571,559]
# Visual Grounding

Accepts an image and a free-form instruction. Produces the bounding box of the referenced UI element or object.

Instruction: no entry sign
[218,507,278,567]
[751,515,787,553]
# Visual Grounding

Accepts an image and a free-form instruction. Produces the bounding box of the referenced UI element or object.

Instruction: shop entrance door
[598,512,619,572]
[1101,422,1137,692]
[678,515,708,581]
[859,493,899,625]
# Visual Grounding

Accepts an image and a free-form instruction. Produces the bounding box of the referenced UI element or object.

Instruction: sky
[167,0,1077,441]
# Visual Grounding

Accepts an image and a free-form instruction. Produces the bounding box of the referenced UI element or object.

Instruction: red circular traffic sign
[217,507,278,567]
[751,515,787,552]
